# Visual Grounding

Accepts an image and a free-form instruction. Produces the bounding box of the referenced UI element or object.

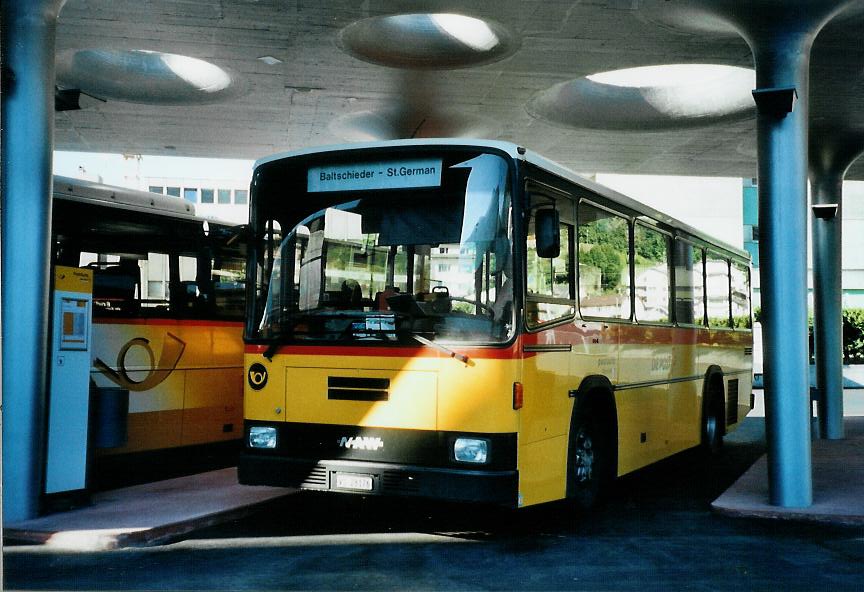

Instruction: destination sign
[307,158,442,193]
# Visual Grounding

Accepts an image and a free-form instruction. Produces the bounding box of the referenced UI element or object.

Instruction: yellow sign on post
[54,265,93,294]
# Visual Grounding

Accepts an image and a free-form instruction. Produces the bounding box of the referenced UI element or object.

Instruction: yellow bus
[238,140,752,509]
[52,176,246,479]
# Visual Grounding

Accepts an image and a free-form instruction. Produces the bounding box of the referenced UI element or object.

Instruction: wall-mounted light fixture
[812,203,839,220]
[752,86,797,118]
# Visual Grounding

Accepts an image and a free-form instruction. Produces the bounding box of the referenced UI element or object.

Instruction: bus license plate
[335,472,373,491]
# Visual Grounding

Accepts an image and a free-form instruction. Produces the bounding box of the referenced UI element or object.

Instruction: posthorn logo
[248,363,268,390]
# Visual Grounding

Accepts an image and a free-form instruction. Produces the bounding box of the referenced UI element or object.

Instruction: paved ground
[6,416,864,591]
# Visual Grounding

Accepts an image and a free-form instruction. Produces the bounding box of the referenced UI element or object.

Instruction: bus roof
[254,139,750,261]
[53,175,199,221]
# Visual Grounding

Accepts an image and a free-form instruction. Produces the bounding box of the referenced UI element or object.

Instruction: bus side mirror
[535,209,560,259]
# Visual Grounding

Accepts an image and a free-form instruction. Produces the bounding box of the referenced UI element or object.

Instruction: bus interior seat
[430,285,452,314]
[375,286,400,311]
[90,260,141,313]
[178,280,210,312]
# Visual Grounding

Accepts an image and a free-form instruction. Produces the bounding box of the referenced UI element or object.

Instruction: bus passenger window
[577,203,631,319]
[731,262,751,329]
[706,253,731,328]
[526,205,574,327]
[634,224,671,324]
[673,241,705,326]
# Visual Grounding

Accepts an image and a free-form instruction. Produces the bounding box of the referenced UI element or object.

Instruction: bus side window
[672,240,704,326]
[577,202,632,320]
[526,197,574,328]
[731,262,752,329]
[706,252,731,328]
[634,224,671,324]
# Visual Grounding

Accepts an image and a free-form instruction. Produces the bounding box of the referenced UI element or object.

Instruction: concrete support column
[1,0,66,522]
[809,139,864,440]
[811,168,844,439]
[751,34,814,507]
[638,0,861,509]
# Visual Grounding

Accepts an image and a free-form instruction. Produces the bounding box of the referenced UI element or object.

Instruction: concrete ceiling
[53,0,864,179]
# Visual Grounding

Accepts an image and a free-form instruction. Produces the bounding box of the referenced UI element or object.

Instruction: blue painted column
[751,34,814,507]
[638,0,858,509]
[809,140,863,440]
[1,0,67,522]
[811,170,844,439]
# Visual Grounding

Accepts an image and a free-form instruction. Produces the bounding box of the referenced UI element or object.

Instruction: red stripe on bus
[521,322,751,348]
[245,340,523,360]
[94,318,244,328]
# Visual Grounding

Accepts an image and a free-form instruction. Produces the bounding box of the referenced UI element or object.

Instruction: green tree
[582,243,625,293]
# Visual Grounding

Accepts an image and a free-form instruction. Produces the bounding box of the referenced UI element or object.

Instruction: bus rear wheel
[568,410,609,509]
[701,394,724,455]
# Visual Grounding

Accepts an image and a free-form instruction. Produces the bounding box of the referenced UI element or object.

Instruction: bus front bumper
[239,454,518,506]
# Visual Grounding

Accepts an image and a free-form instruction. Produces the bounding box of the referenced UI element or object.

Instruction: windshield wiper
[411,334,470,365]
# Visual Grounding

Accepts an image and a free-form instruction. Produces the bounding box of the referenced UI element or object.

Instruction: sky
[53,151,253,188]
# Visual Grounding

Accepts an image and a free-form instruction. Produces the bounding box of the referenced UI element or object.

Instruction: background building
[54,151,864,309]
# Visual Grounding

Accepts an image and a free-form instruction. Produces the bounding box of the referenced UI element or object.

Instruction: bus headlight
[249,426,277,449]
[454,438,488,464]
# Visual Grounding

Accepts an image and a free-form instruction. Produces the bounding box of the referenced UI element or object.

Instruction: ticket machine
[44,266,94,502]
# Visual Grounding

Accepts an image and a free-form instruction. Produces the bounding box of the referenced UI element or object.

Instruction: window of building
[184,188,198,203]
[577,202,631,320]
[634,224,671,324]
[166,187,181,198]
[201,188,214,204]
[706,252,731,328]
[149,186,164,195]
[673,240,705,325]
[218,189,231,204]
[234,189,248,205]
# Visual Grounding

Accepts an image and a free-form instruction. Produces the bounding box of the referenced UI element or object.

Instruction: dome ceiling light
[56,49,245,105]
[337,13,519,69]
[527,64,756,131]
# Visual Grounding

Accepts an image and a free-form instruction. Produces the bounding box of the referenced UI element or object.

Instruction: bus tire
[701,376,725,455]
[567,405,611,510]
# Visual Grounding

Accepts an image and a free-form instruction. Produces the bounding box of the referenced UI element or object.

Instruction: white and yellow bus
[52,176,246,476]
[238,140,752,509]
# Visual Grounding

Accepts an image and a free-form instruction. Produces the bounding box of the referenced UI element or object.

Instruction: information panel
[308,158,442,193]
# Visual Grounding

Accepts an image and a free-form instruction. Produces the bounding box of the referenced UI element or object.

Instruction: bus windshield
[252,150,514,345]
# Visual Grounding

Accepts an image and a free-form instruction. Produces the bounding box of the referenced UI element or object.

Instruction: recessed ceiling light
[257,55,282,65]
[528,64,756,131]
[55,49,245,105]
[337,13,520,70]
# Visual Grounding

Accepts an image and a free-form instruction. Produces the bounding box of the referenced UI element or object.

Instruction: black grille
[328,376,390,401]
[381,472,421,495]
[727,379,739,425]
[289,464,328,489]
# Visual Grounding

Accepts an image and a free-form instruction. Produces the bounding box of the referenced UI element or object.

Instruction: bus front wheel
[567,409,610,510]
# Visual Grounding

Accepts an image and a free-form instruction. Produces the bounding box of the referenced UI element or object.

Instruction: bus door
[618,223,678,465]
[669,239,705,451]
[519,190,577,506]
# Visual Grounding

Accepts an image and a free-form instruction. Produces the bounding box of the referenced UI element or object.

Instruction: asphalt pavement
[5,415,864,591]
